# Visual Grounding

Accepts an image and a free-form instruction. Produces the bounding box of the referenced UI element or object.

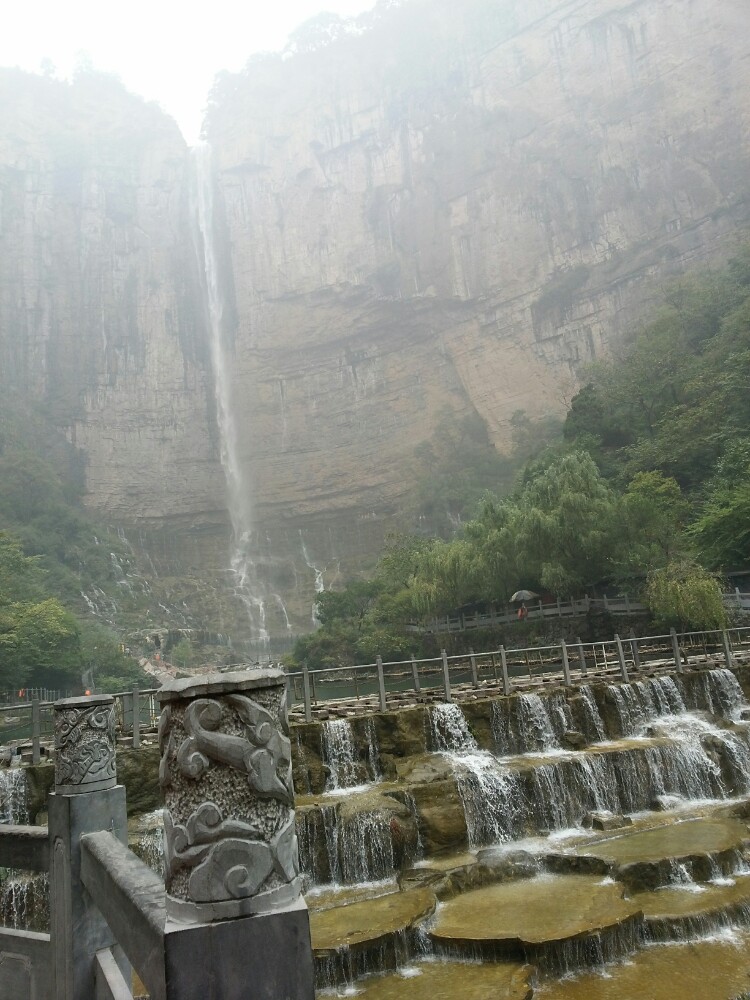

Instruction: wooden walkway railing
[2,599,749,746]
[410,590,750,635]
[286,624,750,722]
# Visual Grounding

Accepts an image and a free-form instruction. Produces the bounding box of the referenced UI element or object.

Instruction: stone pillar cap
[157,667,286,704]
[54,693,114,709]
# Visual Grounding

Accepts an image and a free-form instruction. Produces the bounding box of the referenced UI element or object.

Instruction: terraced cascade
[310,886,437,988]
[320,960,536,999]
[535,931,750,1000]
[282,665,750,996]
[636,873,750,941]
[428,874,643,974]
[557,816,750,891]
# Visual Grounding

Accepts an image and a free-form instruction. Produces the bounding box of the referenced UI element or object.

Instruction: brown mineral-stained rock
[203,0,750,619]
[409,777,468,854]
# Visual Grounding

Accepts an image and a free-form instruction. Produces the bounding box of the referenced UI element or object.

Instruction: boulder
[584,811,633,831]
[562,730,587,750]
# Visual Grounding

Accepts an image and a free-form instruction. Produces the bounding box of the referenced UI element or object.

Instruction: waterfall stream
[192,144,272,649]
[0,768,28,824]
[321,719,362,791]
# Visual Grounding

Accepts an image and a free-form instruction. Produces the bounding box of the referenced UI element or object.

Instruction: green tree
[615,471,689,578]
[690,441,750,568]
[645,562,727,631]
[512,451,620,595]
[0,598,81,689]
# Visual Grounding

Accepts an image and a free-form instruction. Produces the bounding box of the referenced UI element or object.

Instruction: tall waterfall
[191,143,269,648]
[300,531,326,626]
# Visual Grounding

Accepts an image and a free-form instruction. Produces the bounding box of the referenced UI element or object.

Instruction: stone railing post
[48,694,128,1000]
[156,668,314,1000]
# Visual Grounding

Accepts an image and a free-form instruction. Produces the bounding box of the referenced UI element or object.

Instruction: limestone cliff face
[0,70,223,526]
[204,0,750,576]
[2,0,750,641]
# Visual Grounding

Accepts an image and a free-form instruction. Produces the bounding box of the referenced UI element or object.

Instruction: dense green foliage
[0,397,149,694]
[290,248,750,668]
[411,410,561,536]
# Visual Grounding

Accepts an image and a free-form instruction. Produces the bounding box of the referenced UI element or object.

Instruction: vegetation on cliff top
[289,246,750,669]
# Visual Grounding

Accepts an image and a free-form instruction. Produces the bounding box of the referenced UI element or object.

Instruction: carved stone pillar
[49,694,127,1000]
[157,668,301,922]
[53,694,117,794]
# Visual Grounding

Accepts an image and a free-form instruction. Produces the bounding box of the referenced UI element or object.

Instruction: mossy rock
[24,762,55,823]
[116,744,162,816]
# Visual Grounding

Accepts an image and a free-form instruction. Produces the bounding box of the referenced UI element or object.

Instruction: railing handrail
[81,830,166,1000]
[0,823,49,870]
[408,591,750,634]
[284,624,750,718]
[285,625,750,679]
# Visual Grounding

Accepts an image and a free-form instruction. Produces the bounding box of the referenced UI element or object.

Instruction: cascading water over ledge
[0,767,28,824]
[292,664,750,996]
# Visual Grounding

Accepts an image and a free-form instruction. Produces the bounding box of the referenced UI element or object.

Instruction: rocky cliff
[204,0,750,578]
[0,69,223,526]
[1,0,749,642]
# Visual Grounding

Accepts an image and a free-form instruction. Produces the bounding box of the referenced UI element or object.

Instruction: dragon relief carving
[55,702,116,788]
[161,694,293,804]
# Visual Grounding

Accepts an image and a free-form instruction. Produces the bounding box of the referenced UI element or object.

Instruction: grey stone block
[0,927,52,1000]
[49,786,129,1000]
[163,897,315,1000]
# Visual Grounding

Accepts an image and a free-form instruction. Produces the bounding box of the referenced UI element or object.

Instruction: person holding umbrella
[511,589,537,621]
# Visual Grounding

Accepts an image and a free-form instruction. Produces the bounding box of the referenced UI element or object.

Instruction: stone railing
[0,670,313,1000]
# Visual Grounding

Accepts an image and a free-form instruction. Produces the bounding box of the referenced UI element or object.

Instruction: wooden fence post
[560,640,571,686]
[411,655,421,694]
[615,634,629,682]
[132,687,141,748]
[302,663,312,723]
[376,656,387,712]
[629,629,641,671]
[469,648,479,688]
[441,649,452,703]
[499,646,510,696]
[31,698,40,764]
[722,630,734,669]
[576,637,587,677]
[670,628,684,674]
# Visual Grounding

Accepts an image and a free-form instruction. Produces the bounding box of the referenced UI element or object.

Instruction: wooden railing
[0,687,161,755]
[286,624,750,722]
[411,590,750,634]
[2,594,748,745]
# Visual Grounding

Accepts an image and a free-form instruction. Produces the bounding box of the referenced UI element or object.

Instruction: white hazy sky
[2,0,376,143]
